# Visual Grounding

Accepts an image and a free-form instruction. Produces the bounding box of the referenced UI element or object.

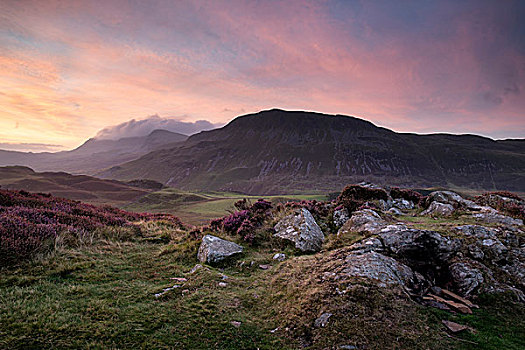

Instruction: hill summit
[101,109,525,193]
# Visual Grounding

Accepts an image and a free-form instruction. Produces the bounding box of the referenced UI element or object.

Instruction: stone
[449,262,484,296]
[259,264,271,270]
[472,211,523,226]
[441,289,478,309]
[343,251,423,290]
[454,225,497,239]
[393,198,414,210]
[427,191,481,210]
[230,321,241,328]
[314,312,333,328]
[274,208,325,252]
[338,209,386,236]
[468,244,484,260]
[218,282,228,287]
[420,202,454,217]
[387,207,404,216]
[273,253,286,261]
[333,207,350,227]
[442,320,469,333]
[348,237,384,254]
[380,227,459,265]
[197,235,244,265]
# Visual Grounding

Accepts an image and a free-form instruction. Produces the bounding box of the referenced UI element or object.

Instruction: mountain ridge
[99,109,525,193]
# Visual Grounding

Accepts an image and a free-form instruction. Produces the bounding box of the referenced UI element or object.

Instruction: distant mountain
[0,130,187,175]
[0,166,158,206]
[99,109,525,194]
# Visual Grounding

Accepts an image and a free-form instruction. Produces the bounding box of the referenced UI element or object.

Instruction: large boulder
[392,198,414,211]
[427,191,481,210]
[197,235,244,265]
[420,202,454,217]
[338,209,386,236]
[274,208,325,252]
[343,251,425,291]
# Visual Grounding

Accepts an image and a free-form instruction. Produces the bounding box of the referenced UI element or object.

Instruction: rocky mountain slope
[0,129,187,175]
[100,109,525,194]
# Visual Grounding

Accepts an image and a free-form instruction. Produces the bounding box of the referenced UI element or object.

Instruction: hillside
[100,109,525,194]
[0,166,155,206]
[0,129,187,175]
[1,185,524,349]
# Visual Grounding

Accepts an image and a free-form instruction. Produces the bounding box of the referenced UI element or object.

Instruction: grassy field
[124,188,328,225]
[1,220,524,349]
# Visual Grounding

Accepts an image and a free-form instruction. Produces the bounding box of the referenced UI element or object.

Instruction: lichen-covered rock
[343,251,425,290]
[387,207,404,216]
[420,202,454,217]
[274,208,325,252]
[472,211,523,226]
[197,235,244,265]
[392,198,414,211]
[454,225,497,239]
[449,262,484,296]
[427,191,481,210]
[333,207,350,227]
[338,209,386,236]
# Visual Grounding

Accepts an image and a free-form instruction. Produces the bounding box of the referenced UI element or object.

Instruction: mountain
[99,109,525,194]
[0,166,158,206]
[0,129,187,175]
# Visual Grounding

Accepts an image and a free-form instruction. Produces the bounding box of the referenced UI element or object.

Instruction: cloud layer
[0,0,523,151]
[94,115,222,140]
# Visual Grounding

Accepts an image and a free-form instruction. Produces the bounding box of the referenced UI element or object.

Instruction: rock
[380,227,459,265]
[218,282,228,287]
[273,253,286,261]
[420,202,454,217]
[197,235,244,265]
[338,209,386,236]
[427,191,481,210]
[468,244,484,260]
[387,207,404,216]
[449,262,484,296]
[333,207,350,227]
[472,211,523,226]
[441,289,478,309]
[259,264,271,270]
[230,321,241,328]
[188,264,204,274]
[338,346,358,350]
[454,225,497,239]
[379,198,393,211]
[343,251,424,290]
[442,320,470,333]
[313,312,333,328]
[429,294,472,314]
[348,237,384,254]
[274,208,325,252]
[393,198,414,210]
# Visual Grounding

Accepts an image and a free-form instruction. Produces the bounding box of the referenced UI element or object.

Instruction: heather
[475,191,525,221]
[0,189,183,266]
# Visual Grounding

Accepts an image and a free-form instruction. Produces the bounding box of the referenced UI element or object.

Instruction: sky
[0,0,524,151]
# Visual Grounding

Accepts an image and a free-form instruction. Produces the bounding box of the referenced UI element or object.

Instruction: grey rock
[472,211,523,226]
[379,198,393,211]
[393,198,414,210]
[380,227,459,264]
[468,244,485,260]
[273,253,286,261]
[333,207,350,227]
[338,209,386,236]
[420,202,455,217]
[274,208,325,252]
[449,262,484,296]
[455,225,497,239]
[387,207,404,216]
[197,235,244,265]
[427,191,481,210]
[314,312,333,328]
[348,237,384,253]
[343,251,424,290]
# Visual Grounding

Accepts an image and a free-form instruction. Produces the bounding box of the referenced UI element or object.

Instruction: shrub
[390,187,424,206]
[222,210,251,233]
[336,185,388,213]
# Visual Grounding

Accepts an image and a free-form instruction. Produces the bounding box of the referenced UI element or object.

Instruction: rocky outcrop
[426,191,481,210]
[197,235,244,265]
[472,210,523,226]
[338,209,386,236]
[392,198,414,211]
[343,251,425,291]
[274,208,325,252]
[449,262,484,296]
[420,202,454,217]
